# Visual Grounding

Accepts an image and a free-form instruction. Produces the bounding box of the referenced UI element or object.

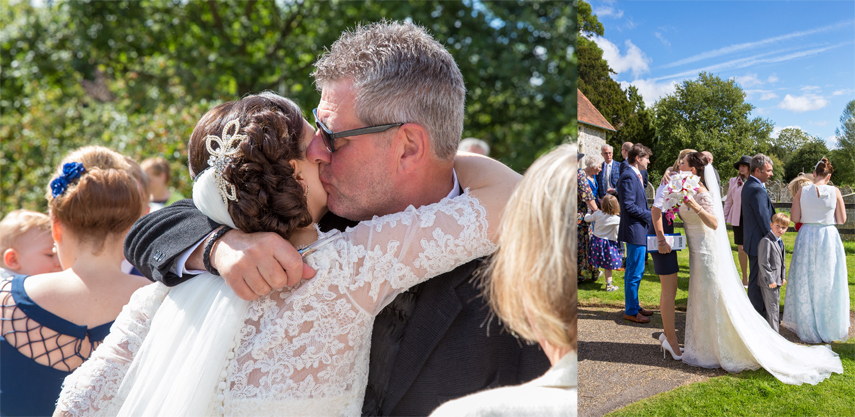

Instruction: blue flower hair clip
[50,162,86,198]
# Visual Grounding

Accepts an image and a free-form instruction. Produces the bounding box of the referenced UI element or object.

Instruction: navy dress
[1,275,113,417]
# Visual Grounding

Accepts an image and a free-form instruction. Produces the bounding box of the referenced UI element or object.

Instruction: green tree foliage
[828,149,855,186]
[651,72,774,176]
[834,99,855,170]
[784,140,828,183]
[1,0,576,216]
[767,127,820,164]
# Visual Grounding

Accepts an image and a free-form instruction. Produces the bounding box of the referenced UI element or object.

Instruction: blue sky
[587,0,854,149]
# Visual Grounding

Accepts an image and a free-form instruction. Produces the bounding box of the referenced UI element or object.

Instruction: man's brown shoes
[623,313,650,323]
[638,308,655,316]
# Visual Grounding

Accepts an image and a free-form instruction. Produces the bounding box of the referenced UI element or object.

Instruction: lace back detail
[0,279,99,372]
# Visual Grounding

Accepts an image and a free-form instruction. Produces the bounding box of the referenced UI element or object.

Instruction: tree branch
[207,0,224,32]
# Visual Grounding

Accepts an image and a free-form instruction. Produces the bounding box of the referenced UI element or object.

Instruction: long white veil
[115,169,251,416]
[683,164,842,385]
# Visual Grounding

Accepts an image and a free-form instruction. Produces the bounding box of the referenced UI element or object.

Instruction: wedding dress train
[678,165,842,385]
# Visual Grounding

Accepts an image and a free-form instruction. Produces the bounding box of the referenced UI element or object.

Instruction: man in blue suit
[596,144,621,201]
[741,154,776,318]
[617,144,655,323]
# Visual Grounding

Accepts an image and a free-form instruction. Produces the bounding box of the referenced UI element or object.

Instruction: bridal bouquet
[662,172,701,222]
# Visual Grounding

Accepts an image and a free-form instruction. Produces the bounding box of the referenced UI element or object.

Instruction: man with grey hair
[596,144,620,201]
[458,137,490,156]
[741,153,776,318]
[125,21,548,416]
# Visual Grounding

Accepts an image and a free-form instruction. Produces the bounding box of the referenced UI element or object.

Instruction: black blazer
[124,200,550,416]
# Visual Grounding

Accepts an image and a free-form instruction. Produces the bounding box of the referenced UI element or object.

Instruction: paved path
[576,306,854,417]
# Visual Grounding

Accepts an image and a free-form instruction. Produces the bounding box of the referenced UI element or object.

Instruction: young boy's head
[0,210,62,275]
[770,213,790,239]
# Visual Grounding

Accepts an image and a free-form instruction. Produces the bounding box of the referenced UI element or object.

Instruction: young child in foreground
[0,210,61,278]
[585,194,622,292]
[758,212,790,332]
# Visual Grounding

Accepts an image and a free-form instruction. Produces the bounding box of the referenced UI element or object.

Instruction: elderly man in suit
[740,153,776,318]
[596,144,620,201]
[124,21,548,416]
[617,144,655,323]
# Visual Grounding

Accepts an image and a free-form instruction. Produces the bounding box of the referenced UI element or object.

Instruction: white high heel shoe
[659,334,682,360]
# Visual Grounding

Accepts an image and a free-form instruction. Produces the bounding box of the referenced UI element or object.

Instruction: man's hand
[768,283,777,289]
[210,230,316,300]
[782,279,787,286]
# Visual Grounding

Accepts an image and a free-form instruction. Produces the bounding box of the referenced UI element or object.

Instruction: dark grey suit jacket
[124,199,550,416]
[758,231,786,287]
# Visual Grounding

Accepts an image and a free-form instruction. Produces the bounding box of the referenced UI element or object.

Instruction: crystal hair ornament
[205,119,246,205]
[50,162,86,198]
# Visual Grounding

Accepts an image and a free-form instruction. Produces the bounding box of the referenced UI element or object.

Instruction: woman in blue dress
[783,157,850,343]
[0,146,150,416]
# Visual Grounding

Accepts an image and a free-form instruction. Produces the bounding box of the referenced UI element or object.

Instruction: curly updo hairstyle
[47,146,146,253]
[814,157,834,177]
[684,152,710,187]
[188,92,312,239]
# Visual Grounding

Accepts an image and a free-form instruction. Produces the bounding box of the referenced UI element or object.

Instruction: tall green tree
[834,99,855,167]
[768,127,821,164]
[784,140,829,182]
[652,72,774,176]
[1,0,575,215]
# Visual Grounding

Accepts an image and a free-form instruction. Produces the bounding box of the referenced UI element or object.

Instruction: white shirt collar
[446,169,461,199]
[629,165,641,177]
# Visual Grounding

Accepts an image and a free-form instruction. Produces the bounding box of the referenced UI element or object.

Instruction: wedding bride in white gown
[55,93,518,416]
[676,152,842,385]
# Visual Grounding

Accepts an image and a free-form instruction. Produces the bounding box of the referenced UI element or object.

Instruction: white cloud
[620,79,679,107]
[767,75,779,83]
[755,107,772,115]
[771,125,802,139]
[654,32,671,48]
[733,73,763,87]
[832,89,851,96]
[809,120,829,127]
[778,94,830,112]
[594,5,624,19]
[801,85,821,92]
[661,20,853,68]
[592,36,651,78]
[745,89,779,100]
[760,92,779,100]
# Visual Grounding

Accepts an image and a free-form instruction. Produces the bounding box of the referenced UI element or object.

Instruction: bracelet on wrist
[203,226,232,276]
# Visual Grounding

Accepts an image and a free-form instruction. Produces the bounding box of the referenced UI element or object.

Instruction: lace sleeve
[696,192,716,214]
[55,283,168,417]
[337,190,496,315]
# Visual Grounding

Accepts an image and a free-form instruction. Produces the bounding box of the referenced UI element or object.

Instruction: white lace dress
[679,192,843,385]
[56,192,496,416]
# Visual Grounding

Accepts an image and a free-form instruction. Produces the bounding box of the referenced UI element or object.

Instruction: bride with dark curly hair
[56,92,520,416]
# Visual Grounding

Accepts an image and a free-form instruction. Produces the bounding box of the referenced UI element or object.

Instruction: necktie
[778,239,784,252]
[637,173,643,185]
[604,164,610,188]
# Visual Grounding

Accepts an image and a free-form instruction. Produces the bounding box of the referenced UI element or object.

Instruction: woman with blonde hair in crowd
[0,146,151,416]
[783,157,849,343]
[431,144,576,417]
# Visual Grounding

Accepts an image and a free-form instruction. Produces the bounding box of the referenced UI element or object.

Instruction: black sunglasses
[312,108,404,153]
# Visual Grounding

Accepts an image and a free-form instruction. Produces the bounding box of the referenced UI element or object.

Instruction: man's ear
[3,249,20,271]
[396,123,429,174]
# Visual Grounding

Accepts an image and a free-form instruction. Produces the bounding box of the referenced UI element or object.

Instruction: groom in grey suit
[740,154,776,318]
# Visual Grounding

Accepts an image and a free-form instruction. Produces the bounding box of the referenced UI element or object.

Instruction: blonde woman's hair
[484,143,576,350]
[0,210,51,269]
[601,194,620,216]
[787,174,813,197]
[672,148,698,172]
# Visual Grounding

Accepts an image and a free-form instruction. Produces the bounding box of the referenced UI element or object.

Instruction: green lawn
[607,341,855,417]
[579,228,855,313]
[580,228,855,417]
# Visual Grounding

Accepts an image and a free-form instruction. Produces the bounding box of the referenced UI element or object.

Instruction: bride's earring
[304,184,309,200]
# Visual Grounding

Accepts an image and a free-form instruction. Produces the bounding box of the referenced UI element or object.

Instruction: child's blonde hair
[601,194,620,216]
[771,213,790,227]
[0,210,52,269]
